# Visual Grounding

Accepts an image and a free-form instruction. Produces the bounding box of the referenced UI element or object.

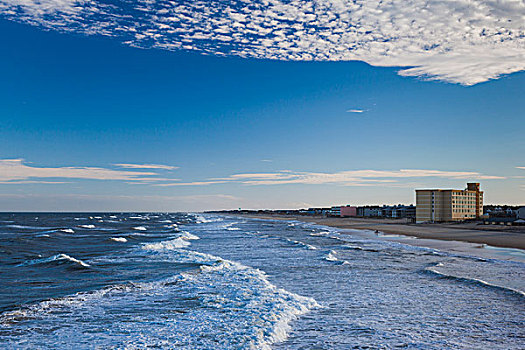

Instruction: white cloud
[0,160,506,190]
[114,163,179,170]
[0,180,71,184]
[158,168,505,187]
[154,180,228,187]
[1,0,523,84]
[0,159,167,183]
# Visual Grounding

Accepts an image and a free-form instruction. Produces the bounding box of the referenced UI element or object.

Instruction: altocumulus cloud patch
[1,0,524,85]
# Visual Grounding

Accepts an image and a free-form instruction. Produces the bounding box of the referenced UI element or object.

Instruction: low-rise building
[416,183,483,223]
[329,206,341,217]
[517,207,525,220]
[340,205,357,217]
[382,205,416,218]
[356,206,382,217]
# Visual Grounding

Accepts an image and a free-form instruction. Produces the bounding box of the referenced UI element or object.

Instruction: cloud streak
[0,159,168,183]
[114,163,179,170]
[158,169,505,187]
[1,0,523,85]
[0,159,507,189]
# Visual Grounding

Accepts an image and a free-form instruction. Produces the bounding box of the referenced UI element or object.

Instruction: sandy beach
[231,213,525,251]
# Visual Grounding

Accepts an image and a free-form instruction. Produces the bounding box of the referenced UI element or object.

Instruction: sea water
[0,213,523,349]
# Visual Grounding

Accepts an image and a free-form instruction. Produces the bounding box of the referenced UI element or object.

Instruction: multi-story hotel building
[416,183,483,223]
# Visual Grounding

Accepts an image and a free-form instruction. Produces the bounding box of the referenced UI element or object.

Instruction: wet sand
[230,213,525,252]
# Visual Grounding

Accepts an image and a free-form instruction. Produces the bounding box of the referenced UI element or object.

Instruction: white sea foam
[1,248,318,349]
[143,238,191,251]
[309,231,330,237]
[425,262,525,297]
[164,223,179,230]
[285,238,317,250]
[60,228,75,233]
[110,237,128,243]
[17,253,90,268]
[344,245,364,251]
[324,250,339,262]
[79,224,95,229]
[133,226,147,231]
[194,215,223,224]
[179,231,200,240]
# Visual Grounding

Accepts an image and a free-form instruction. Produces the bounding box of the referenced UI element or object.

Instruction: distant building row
[211,182,524,225]
[306,204,416,219]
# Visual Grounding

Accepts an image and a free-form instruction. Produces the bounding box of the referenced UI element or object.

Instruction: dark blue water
[0,213,523,349]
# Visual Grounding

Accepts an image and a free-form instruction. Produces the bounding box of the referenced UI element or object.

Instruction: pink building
[340,206,357,217]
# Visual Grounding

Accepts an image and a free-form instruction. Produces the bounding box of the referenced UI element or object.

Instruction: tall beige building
[416,183,483,223]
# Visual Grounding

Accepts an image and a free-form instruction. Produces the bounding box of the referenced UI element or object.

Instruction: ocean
[0,213,523,349]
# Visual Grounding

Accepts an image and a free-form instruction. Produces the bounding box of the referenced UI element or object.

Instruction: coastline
[228,213,525,260]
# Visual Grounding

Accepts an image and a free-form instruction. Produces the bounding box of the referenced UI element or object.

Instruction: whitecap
[60,229,75,233]
[1,249,318,349]
[324,250,338,262]
[78,225,95,229]
[179,231,200,240]
[142,238,191,251]
[284,238,317,250]
[292,240,317,250]
[194,215,223,224]
[18,253,90,268]
[344,245,364,251]
[129,216,149,220]
[425,263,524,297]
[110,237,128,243]
[133,226,147,231]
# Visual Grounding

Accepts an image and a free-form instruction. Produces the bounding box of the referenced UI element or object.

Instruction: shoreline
[228,213,525,260]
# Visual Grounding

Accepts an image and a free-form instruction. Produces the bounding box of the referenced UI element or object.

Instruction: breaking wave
[142,237,191,251]
[17,253,91,268]
[1,247,318,349]
[424,263,524,297]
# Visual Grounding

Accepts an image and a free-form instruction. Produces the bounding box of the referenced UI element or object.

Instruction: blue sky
[0,4,524,211]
